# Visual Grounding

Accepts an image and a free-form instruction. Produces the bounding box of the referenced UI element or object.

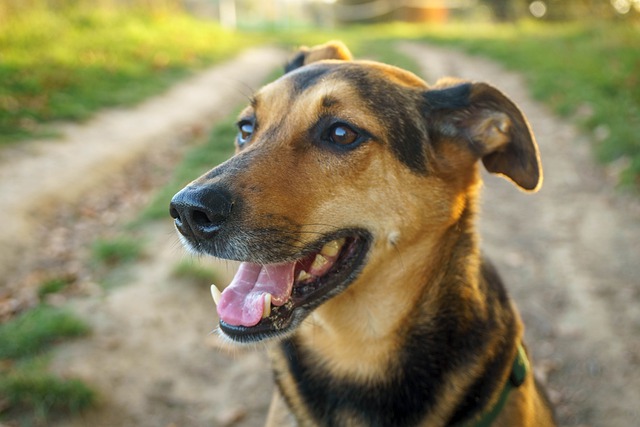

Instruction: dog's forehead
[257,60,427,104]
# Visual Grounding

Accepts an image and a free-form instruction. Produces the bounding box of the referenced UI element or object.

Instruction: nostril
[169,206,181,221]
[191,209,225,231]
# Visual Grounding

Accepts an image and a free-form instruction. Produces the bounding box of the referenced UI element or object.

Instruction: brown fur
[170,42,556,426]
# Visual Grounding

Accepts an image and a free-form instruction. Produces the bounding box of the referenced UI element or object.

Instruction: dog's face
[170,41,541,343]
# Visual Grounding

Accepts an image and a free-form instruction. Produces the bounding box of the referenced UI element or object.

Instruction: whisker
[231,79,258,102]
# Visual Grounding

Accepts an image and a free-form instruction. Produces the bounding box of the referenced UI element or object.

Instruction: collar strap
[454,344,529,427]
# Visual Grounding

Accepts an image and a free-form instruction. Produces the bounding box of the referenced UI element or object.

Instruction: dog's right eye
[237,121,254,147]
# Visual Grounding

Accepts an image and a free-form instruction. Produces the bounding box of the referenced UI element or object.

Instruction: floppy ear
[424,80,542,192]
[284,40,353,73]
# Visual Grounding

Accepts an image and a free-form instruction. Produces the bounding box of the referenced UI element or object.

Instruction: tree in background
[480,0,519,21]
[480,0,639,21]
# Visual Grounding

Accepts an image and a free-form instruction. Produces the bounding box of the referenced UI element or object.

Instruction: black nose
[169,185,233,240]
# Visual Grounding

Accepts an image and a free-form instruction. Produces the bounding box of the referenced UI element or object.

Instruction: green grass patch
[0,300,94,422]
[91,235,144,266]
[0,4,255,144]
[138,115,238,222]
[0,305,90,360]
[37,277,74,300]
[0,357,96,422]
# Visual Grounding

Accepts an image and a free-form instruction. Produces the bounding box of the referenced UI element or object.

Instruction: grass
[91,235,145,266]
[139,114,238,222]
[0,305,89,360]
[0,3,255,144]
[0,357,96,422]
[38,277,73,300]
[0,304,94,423]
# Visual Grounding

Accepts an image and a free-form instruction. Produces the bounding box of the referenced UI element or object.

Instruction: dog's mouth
[213,232,370,342]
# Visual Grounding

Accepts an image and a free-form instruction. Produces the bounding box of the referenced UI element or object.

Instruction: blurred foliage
[37,277,74,300]
[0,0,254,144]
[139,114,238,222]
[336,0,640,22]
[91,235,145,266]
[0,305,89,359]
[0,294,93,423]
[0,357,96,423]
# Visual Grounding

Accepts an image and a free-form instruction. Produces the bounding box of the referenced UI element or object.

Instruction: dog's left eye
[328,123,358,146]
[237,121,254,146]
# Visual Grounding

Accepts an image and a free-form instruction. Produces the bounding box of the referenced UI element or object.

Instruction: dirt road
[0,47,287,286]
[6,42,637,426]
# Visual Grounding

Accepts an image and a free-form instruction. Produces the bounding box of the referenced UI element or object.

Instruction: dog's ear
[284,40,353,73]
[424,80,542,192]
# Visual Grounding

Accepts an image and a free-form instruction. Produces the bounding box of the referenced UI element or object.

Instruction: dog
[169,41,556,427]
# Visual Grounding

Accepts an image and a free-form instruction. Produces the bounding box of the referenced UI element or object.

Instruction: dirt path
[0,46,287,285]
[12,42,637,427]
[51,223,274,427]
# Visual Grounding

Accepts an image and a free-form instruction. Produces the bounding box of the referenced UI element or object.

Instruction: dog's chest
[273,337,451,427]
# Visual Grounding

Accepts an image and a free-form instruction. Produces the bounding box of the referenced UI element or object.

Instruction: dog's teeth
[311,254,329,271]
[297,270,312,282]
[320,238,345,257]
[262,293,272,318]
[211,284,221,306]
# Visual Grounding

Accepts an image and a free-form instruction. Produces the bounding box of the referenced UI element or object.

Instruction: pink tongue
[217,261,295,327]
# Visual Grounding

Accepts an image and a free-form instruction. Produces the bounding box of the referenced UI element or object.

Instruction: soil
[1,43,639,427]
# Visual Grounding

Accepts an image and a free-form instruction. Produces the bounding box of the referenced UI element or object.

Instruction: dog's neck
[273,185,523,426]
[294,191,486,380]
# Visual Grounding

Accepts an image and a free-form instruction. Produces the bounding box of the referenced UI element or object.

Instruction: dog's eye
[328,123,358,146]
[237,121,254,146]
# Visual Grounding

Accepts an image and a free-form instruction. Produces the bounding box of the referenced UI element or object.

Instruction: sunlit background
[132,0,640,26]
[3,0,640,27]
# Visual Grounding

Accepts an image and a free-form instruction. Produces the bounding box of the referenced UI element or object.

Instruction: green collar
[453,344,529,427]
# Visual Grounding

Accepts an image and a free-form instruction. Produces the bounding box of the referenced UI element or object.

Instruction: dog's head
[170,41,542,343]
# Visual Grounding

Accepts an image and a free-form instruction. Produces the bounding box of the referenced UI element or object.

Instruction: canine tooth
[320,238,345,257]
[297,270,312,282]
[311,254,329,270]
[210,284,221,306]
[262,293,272,318]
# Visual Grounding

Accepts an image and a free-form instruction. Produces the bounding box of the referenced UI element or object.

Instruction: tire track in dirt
[399,42,640,426]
